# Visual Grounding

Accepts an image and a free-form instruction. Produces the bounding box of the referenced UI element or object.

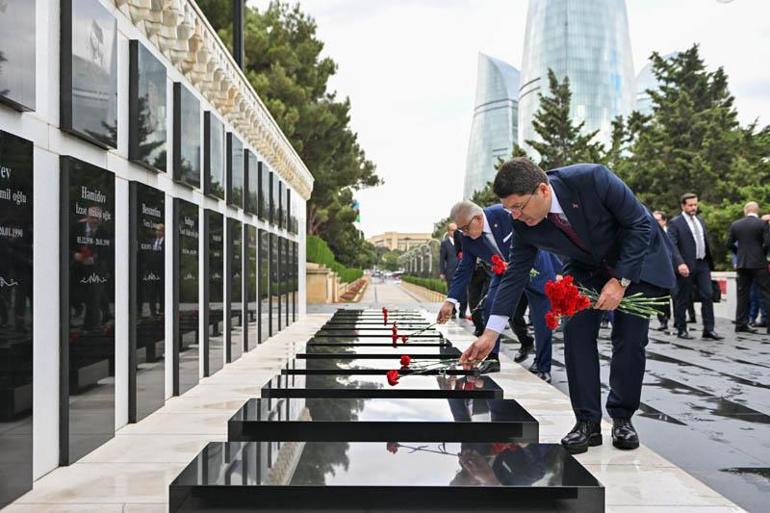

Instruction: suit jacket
[439,237,459,278]
[727,215,770,269]
[668,213,714,271]
[490,164,675,318]
[447,205,561,303]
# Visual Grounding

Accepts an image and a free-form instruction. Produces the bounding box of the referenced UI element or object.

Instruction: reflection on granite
[228,397,538,443]
[261,373,504,399]
[300,344,461,359]
[282,357,477,375]
[170,441,603,512]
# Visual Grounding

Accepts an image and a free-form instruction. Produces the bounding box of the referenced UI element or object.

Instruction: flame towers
[518,0,635,151]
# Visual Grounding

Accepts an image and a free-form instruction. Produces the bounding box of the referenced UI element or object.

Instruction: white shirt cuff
[485,315,508,334]
[445,297,460,308]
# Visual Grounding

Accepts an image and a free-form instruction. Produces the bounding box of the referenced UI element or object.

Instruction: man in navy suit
[461,158,675,454]
[668,193,723,340]
[437,200,559,380]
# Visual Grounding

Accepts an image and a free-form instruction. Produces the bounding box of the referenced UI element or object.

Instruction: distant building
[368,232,433,252]
[518,0,635,152]
[463,53,520,198]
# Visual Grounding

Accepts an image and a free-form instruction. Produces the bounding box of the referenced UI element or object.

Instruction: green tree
[526,69,605,170]
[197,1,381,267]
[380,250,402,271]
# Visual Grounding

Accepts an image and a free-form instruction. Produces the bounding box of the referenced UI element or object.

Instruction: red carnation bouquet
[544,275,669,330]
[490,255,507,275]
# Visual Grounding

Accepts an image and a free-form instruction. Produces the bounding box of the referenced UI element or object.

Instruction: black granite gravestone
[0,130,33,506]
[281,357,479,376]
[270,233,280,335]
[173,199,199,395]
[245,225,258,352]
[299,345,461,359]
[128,182,165,423]
[203,113,225,199]
[129,40,167,172]
[226,133,244,209]
[257,162,269,221]
[229,397,538,443]
[169,441,603,512]
[0,0,36,112]
[204,210,224,376]
[225,219,244,363]
[261,372,503,399]
[258,229,270,344]
[61,0,118,148]
[244,150,258,215]
[173,83,201,189]
[59,156,115,464]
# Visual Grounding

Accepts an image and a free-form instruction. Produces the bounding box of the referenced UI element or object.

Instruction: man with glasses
[437,200,559,379]
[460,157,675,455]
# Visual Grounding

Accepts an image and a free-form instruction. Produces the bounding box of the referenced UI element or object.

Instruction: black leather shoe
[656,320,668,331]
[702,330,723,340]
[538,371,552,383]
[677,330,692,339]
[514,343,534,363]
[735,325,756,334]
[561,420,602,454]
[612,418,640,450]
[528,361,539,374]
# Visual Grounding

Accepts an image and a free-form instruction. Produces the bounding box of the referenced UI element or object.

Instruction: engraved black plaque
[258,229,270,344]
[203,113,225,200]
[226,133,243,209]
[270,233,280,335]
[0,131,33,505]
[128,40,167,173]
[203,210,224,376]
[173,83,201,189]
[128,182,165,423]
[225,219,243,362]
[244,150,259,215]
[173,199,199,395]
[0,0,36,111]
[245,225,258,351]
[59,156,115,465]
[257,161,269,221]
[60,0,118,149]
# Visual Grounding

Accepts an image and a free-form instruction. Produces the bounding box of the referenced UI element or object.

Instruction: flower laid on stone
[390,322,399,344]
[386,369,400,386]
[382,306,388,325]
[386,442,399,454]
[400,354,411,367]
[544,275,671,330]
[400,335,409,343]
[490,254,507,275]
[384,357,497,386]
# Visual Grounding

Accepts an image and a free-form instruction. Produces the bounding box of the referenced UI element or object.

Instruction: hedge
[306,235,363,283]
[401,275,447,295]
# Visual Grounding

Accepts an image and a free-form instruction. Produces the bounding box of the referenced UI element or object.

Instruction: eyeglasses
[508,185,541,214]
[457,215,479,234]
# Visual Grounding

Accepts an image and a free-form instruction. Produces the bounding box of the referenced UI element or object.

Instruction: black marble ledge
[299,345,462,360]
[169,441,603,512]
[228,397,538,443]
[282,357,480,375]
[306,337,450,347]
[260,373,504,399]
[314,332,442,339]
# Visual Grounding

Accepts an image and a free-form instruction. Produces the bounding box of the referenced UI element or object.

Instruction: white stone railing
[113,0,315,199]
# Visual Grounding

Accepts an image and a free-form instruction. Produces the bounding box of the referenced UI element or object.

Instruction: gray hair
[450,200,483,222]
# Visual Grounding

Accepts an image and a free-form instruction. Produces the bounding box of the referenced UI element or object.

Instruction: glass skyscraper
[463,53,520,198]
[518,0,635,153]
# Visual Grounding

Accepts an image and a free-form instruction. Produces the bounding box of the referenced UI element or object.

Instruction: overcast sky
[249,0,770,238]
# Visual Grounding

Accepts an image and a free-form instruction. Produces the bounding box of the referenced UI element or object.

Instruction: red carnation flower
[400,335,409,343]
[382,307,388,325]
[400,355,411,367]
[386,442,399,454]
[386,369,400,386]
[490,255,508,275]
[545,311,560,330]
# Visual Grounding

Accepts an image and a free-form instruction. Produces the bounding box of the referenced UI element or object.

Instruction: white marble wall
[0,0,307,480]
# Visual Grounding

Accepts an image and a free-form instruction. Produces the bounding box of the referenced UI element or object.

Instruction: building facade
[368,232,432,252]
[518,0,635,152]
[0,0,313,506]
[463,53,520,198]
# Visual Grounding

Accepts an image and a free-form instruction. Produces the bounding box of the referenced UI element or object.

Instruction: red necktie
[547,213,589,253]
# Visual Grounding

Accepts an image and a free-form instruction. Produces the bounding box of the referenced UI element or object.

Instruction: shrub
[401,275,447,295]
[306,235,363,283]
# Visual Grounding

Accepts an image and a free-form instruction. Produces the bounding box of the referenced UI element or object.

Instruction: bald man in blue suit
[461,158,675,454]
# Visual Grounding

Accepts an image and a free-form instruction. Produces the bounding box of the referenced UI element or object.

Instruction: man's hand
[437,301,455,324]
[677,263,690,277]
[460,330,497,368]
[762,214,770,222]
[594,278,626,311]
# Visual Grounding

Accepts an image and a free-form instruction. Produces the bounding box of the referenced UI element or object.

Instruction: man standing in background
[439,223,461,317]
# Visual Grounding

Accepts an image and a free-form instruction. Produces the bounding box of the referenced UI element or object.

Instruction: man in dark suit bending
[727,201,770,334]
[460,158,675,454]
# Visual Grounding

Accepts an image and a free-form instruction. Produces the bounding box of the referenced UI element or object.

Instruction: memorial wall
[0,0,310,504]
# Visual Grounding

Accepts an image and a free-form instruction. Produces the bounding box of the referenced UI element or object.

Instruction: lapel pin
[572,203,579,209]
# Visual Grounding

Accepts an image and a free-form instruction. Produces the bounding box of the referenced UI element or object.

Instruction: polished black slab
[307,338,449,347]
[225,219,243,363]
[229,397,538,443]
[257,161,269,221]
[299,345,461,359]
[269,232,280,335]
[245,224,257,352]
[128,182,165,423]
[203,210,224,376]
[244,150,258,215]
[60,0,118,148]
[258,229,269,344]
[282,357,479,375]
[226,133,244,209]
[173,83,201,189]
[0,131,33,506]
[314,332,442,340]
[203,112,225,199]
[59,156,115,465]
[261,373,503,399]
[0,0,36,111]
[169,441,603,512]
[128,40,167,173]
[173,198,199,395]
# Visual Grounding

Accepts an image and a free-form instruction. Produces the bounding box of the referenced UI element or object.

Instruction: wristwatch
[619,277,631,288]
